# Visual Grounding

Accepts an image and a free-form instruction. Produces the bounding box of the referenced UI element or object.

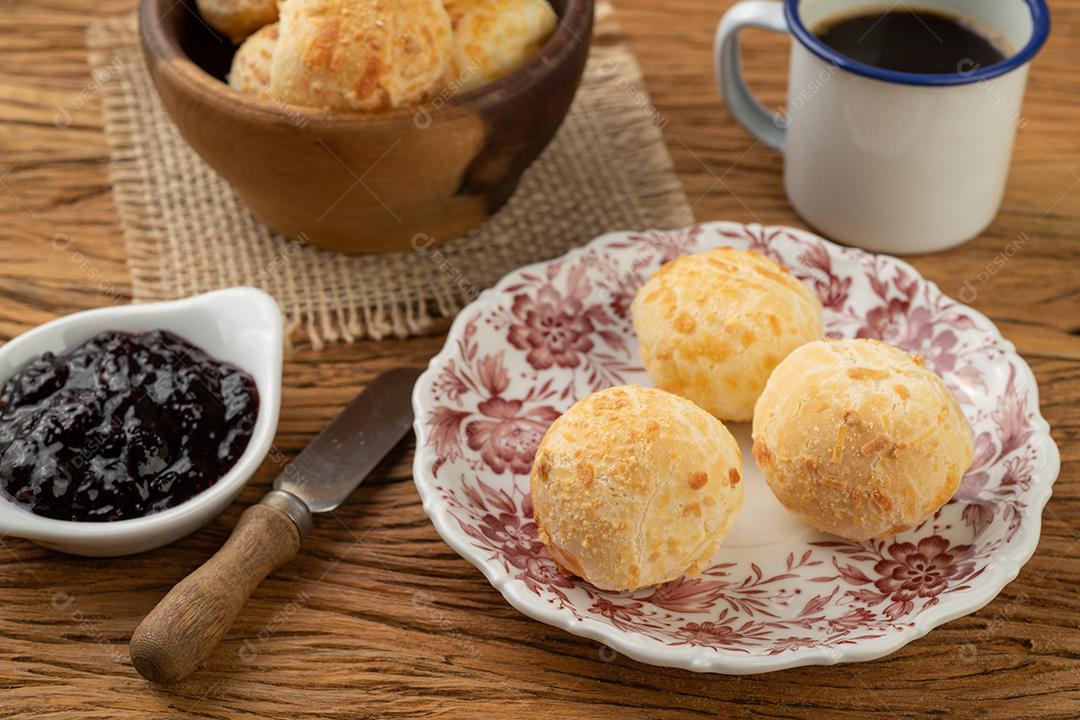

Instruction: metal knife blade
[273,367,423,513]
[130,367,426,684]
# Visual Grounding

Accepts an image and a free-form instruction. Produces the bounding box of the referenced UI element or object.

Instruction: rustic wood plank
[0,0,1078,717]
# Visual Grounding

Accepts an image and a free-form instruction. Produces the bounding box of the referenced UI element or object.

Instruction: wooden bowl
[139,0,593,253]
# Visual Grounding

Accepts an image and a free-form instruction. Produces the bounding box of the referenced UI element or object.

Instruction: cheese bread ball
[442,0,557,93]
[197,0,279,43]
[631,248,824,422]
[270,0,452,111]
[752,339,974,541]
[531,385,744,591]
[228,23,279,98]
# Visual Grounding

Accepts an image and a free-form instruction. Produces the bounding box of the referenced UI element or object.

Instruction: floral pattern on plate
[411,222,1059,674]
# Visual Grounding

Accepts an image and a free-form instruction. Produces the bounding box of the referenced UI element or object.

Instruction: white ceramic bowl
[0,288,282,556]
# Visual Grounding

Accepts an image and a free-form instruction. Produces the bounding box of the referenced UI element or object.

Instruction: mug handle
[714,0,790,151]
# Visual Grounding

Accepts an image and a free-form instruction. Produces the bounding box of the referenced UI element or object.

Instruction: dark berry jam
[0,330,258,522]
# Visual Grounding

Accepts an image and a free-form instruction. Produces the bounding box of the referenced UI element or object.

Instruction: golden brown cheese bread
[228,22,279,98]
[631,248,824,422]
[197,0,279,43]
[442,0,557,93]
[531,385,744,591]
[752,338,974,541]
[269,0,452,111]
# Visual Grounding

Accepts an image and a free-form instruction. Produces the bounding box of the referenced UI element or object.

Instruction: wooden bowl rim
[139,0,594,127]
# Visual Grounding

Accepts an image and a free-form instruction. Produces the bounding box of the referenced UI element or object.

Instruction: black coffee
[813,8,1009,74]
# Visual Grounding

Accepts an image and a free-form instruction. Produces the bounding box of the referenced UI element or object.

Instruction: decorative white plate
[411,222,1059,674]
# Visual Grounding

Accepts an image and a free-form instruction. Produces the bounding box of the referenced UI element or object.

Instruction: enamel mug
[715,0,1050,254]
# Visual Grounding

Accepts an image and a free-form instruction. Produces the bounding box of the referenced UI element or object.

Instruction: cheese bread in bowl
[443,0,559,93]
[631,248,824,422]
[270,0,454,111]
[227,22,278,99]
[530,385,744,592]
[196,0,278,42]
[140,0,591,253]
[752,338,974,541]
[221,0,559,105]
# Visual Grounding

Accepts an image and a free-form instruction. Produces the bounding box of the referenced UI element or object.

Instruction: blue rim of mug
[784,0,1051,86]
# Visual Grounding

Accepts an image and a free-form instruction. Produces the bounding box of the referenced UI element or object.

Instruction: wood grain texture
[138,0,592,253]
[0,0,1078,718]
[130,502,303,685]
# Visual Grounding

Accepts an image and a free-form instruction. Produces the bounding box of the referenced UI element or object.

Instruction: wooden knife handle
[130,494,308,683]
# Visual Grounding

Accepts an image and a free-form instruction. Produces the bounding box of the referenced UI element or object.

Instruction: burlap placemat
[87,4,693,348]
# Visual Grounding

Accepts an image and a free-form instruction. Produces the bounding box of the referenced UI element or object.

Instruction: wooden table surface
[1,0,1078,717]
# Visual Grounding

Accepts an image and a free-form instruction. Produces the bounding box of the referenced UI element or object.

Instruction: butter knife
[130,367,423,684]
